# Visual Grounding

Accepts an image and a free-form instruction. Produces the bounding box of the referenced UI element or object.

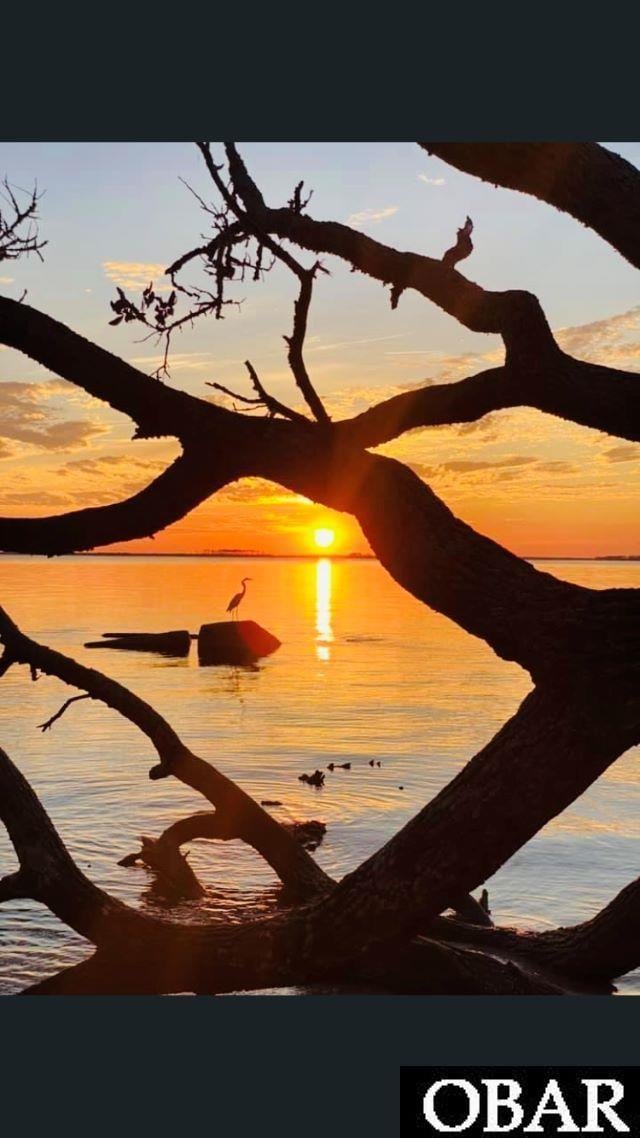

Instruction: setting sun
[314,527,335,550]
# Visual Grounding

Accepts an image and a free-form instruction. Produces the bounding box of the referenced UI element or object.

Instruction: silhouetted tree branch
[0,607,331,903]
[0,179,46,265]
[420,143,640,270]
[0,142,638,994]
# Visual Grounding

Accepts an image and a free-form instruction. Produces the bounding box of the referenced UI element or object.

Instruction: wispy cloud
[0,276,14,285]
[602,445,640,463]
[418,175,446,187]
[103,261,169,292]
[129,351,215,372]
[556,306,640,370]
[0,380,107,452]
[347,206,398,228]
[307,333,405,355]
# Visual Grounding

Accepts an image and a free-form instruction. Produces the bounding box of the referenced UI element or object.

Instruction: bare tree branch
[197,142,330,422]
[335,358,640,449]
[421,143,640,270]
[0,452,236,556]
[0,179,47,265]
[37,693,90,732]
[427,872,640,985]
[0,606,331,902]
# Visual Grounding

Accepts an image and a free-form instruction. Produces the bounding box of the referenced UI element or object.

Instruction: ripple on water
[0,555,638,993]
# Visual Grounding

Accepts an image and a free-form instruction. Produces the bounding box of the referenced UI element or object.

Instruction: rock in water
[197,620,281,666]
[85,630,191,656]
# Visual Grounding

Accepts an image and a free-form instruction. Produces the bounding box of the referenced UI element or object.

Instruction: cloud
[418,175,446,187]
[307,332,405,355]
[0,490,73,508]
[602,445,640,463]
[216,478,309,507]
[0,380,107,452]
[0,276,14,285]
[441,456,537,473]
[555,306,640,370]
[408,455,539,482]
[103,261,169,292]
[347,206,398,228]
[535,461,577,473]
[59,454,166,477]
[128,351,214,372]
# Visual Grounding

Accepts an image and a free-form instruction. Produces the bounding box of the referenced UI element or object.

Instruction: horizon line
[0,551,638,562]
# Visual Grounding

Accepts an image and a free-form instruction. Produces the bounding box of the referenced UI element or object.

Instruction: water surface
[0,555,637,994]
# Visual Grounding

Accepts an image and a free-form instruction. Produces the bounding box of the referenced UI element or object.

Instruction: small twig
[207,381,263,406]
[207,363,309,424]
[0,179,47,264]
[37,693,90,733]
[244,361,308,422]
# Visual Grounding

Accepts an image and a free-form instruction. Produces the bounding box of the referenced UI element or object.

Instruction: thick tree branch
[0,607,331,902]
[303,682,640,969]
[0,452,235,555]
[222,142,640,444]
[421,143,640,271]
[251,419,640,681]
[335,358,640,449]
[4,679,635,996]
[0,295,203,438]
[223,142,557,356]
[429,875,640,985]
[120,811,330,902]
[0,742,572,996]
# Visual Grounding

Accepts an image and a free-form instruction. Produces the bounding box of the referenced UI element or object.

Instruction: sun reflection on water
[315,557,333,660]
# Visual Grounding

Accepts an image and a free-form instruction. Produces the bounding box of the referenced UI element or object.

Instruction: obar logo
[400,1070,637,1138]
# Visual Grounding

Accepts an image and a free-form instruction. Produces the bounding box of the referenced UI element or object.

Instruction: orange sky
[0,142,639,559]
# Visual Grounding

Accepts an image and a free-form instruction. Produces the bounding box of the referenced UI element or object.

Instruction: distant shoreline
[0,552,638,562]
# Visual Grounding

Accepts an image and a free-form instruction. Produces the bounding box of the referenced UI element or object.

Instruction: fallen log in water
[85,630,191,656]
[197,620,281,665]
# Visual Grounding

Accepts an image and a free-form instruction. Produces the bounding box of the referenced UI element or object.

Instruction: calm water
[0,555,638,995]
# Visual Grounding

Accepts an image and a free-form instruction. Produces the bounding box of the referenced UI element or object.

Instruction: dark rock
[197,620,281,666]
[299,770,325,788]
[85,630,191,656]
[288,820,327,851]
[261,799,282,807]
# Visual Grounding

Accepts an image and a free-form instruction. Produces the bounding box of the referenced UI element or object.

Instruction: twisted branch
[0,606,331,902]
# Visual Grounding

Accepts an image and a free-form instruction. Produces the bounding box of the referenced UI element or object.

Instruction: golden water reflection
[315,557,333,660]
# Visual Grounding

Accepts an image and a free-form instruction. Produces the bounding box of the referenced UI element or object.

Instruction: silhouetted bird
[226,577,251,619]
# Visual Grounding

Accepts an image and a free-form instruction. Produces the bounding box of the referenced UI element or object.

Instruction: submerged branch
[0,606,331,902]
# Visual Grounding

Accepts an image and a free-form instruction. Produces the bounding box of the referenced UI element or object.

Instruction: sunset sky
[0,141,638,557]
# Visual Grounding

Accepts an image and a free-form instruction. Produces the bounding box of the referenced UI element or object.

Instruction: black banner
[401,1068,638,1138]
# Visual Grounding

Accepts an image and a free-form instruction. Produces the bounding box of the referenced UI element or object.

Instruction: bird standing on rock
[226,577,251,620]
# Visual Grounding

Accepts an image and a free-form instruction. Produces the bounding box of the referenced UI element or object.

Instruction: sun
[314,527,335,550]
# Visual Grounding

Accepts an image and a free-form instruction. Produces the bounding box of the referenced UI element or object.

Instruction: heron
[226,577,251,620]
